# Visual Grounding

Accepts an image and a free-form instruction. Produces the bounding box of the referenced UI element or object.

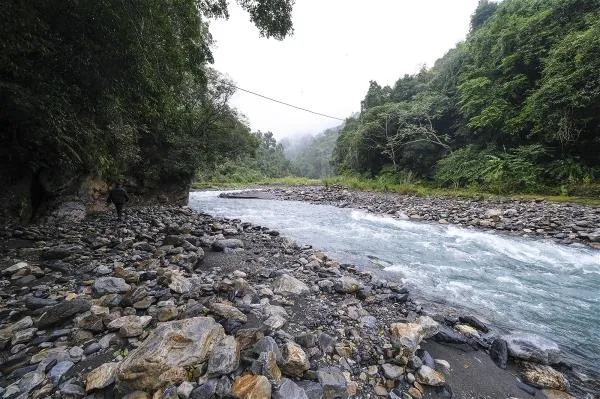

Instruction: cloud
[209,0,480,139]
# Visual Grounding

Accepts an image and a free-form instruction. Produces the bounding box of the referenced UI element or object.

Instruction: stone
[417,316,439,338]
[207,335,240,376]
[93,277,131,294]
[264,314,287,330]
[86,362,119,391]
[273,378,309,399]
[209,302,247,323]
[390,322,424,353]
[231,374,271,399]
[158,306,179,322]
[117,317,225,392]
[37,298,91,329]
[190,380,217,399]
[177,381,195,398]
[317,366,348,399]
[18,371,45,396]
[281,341,310,378]
[107,315,152,337]
[12,327,37,345]
[334,276,361,294]
[25,296,58,310]
[212,239,244,251]
[458,315,489,333]
[169,273,192,294]
[503,332,560,364]
[272,274,310,296]
[432,324,469,344]
[373,385,388,396]
[249,352,281,385]
[489,339,508,369]
[416,365,446,386]
[541,389,576,399]
[49,360,74,384]
[61,381,86,397]
[253,336,283,363]
[455,324,480,338]
[296,381,323,399]
[75,312,105,332]
[381,363,403,379]
[519,362,569,391]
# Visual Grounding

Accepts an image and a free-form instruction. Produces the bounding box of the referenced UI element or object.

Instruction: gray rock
[169,273,192,294]
[60,381,86,398]
[253,336,283,363]
[272,274,310,296]
[177,381,195,399]
[281,341,310,378]
[490,339,508,369]
[86,362,119,392]
[381,363,403,379]
[18,371,45,396]
[107,315,152,337]
[49,360,74,384]
[459,315,489,333]
[93,277,131,295]
[37,298,91,329]
[12,327,37,345]
[208,302,247,323]
[317,366,348,399]
[207,335,240,376]
[274,378,309,399]
[503,332,560,364]
[296,381,324,399]
[190,379,218,399]
[25,296,58,310]
[334,276,361,294]
[212,239,244,251]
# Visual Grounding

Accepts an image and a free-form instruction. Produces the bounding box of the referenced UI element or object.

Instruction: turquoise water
[189,190,600,375]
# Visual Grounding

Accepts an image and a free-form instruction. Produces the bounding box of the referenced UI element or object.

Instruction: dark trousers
[114,202,124,219]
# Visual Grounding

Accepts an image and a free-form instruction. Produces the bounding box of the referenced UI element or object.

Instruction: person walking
[106,182,129,220]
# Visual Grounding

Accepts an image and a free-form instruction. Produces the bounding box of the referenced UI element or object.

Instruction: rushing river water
[189,190,600,375]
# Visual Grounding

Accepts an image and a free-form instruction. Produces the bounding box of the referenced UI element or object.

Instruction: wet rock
[281,341,310,378]
[416,365,446,386]
[37,298,91,329]
[107,315,152,337]
[432,324,469,344]
[117,317,224,392]
[503,332,561,364]
[207,335,240,376]
[231,374,271,399]
[519,362,569,391]
[273,378,309,399]
[459,315,489,333]
[317,366,348,399]
[334,276,361,294]
[93,277,131,295]
[489,339,508,369]
[272,274,310,296]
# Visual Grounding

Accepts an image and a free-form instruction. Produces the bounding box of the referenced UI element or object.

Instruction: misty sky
[209,0,481,139]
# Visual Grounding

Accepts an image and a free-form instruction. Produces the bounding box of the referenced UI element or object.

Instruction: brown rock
[416,365,445,386]
[520,362,569,391]
[280,341,310,378]
[231,374,271,399]
[86,362,119,391]
[117,317,224,392]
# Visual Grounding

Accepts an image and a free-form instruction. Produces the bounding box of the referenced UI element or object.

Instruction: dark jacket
[107,186,129,205]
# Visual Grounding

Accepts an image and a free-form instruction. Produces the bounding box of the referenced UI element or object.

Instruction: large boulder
[519,362,569,391]
[37,298,91,329]
[503,332,560,364]
[231,374,271,399]
[117,317,224,392]
[207,335,240,376]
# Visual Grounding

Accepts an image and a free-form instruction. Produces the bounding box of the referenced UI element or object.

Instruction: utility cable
[214,78,345,121]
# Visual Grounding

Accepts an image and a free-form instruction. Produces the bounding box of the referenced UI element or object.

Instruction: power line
[214,78,345,121]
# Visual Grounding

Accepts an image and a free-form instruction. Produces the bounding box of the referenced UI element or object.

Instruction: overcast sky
[209,0,481,139]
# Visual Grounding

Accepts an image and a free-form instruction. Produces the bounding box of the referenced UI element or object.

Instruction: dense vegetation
[0,0,294,192]
[283,126,341,179]
[333,0,600,195]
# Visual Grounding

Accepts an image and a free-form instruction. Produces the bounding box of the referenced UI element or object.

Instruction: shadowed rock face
[116,317,224,393]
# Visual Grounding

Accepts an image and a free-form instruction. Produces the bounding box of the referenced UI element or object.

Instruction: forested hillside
[333,0,600,195]
[284,126,342,179]
[0,0,294,219]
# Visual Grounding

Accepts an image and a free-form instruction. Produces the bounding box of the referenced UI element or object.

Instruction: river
[189,190,600,376]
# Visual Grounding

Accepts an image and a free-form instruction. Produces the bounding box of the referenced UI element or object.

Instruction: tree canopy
[0,0,294,189]
[333,0,600,194]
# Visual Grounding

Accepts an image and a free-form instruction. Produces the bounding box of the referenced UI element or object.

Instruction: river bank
[223,185,600,250]
[0,205,595,398]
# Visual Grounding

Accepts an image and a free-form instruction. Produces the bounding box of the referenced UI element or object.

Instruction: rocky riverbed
[0,205,596,398]
[232,185,600,250]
